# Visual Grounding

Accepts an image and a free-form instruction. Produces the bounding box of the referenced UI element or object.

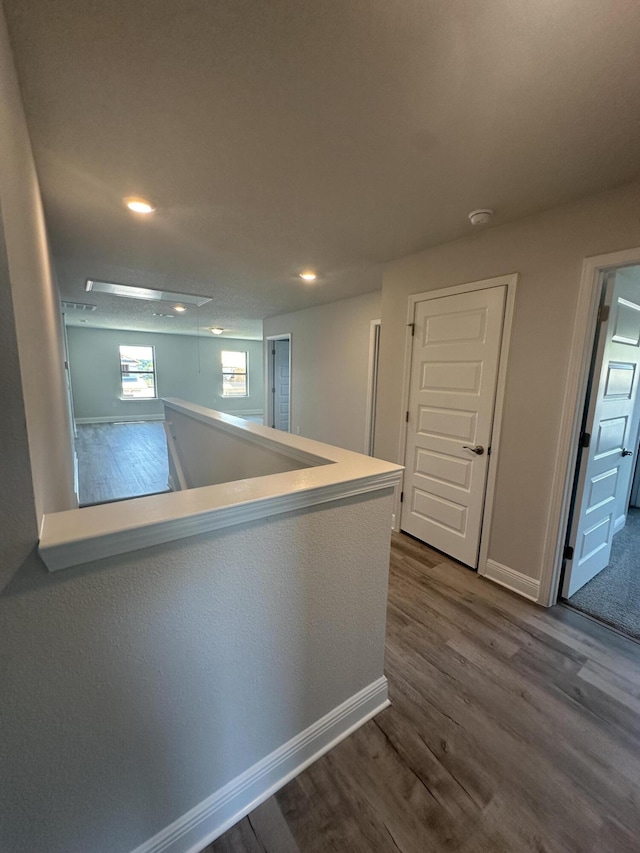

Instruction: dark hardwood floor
[207,532,640,853]
[76,421,169,505]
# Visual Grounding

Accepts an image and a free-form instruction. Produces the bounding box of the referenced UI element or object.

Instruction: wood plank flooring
[206,532,640,853]
[76,421,169,505]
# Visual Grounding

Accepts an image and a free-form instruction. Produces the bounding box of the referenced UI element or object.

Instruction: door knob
[463,445,485,455]
[622,448,634,457]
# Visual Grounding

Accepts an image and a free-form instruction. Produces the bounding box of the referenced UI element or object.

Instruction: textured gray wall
[168,407,312,487]
[67,326,264,420]
[0,215,38,585]
[1,492,392,853]
[263,291,381,453]
[0,4,75,516]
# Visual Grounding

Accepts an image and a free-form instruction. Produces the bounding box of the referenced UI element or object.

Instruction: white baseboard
[73,452,79,503]
[129,677,389,853]
[482,559,541,603]
[75,415,165,424]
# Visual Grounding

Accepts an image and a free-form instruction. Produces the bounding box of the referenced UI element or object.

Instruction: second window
[221,350,248,397]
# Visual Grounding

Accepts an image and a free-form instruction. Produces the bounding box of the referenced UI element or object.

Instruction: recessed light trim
[210,327,225,335]
[124,196,155,214]
[299,271,317,282]
[173,305,187,312]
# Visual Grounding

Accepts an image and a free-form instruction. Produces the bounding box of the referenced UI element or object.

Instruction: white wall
[376,179,640,588]
[0,4,75,516]
[168,406,313,488]
[67,326,263,421]
[263,291,381,453]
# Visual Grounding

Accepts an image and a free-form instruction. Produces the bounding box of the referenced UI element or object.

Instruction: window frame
[118,344,158,400]
[221,350,249,398]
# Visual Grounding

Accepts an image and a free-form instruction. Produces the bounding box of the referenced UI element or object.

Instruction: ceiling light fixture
[468,208,494,226]
[299,271,317,282]
[124,196,155,214]
[85,280,211,306]
[173,305,187,312]
[210,327,225,335]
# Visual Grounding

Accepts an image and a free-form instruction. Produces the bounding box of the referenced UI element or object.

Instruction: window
[119,345,157,399]
[221,350,248,397]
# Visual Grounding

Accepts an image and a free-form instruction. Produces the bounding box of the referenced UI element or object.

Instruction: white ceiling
[4,0,640,338]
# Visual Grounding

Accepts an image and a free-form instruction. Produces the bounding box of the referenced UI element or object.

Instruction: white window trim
[221,350,249,398]
[119,344,158,401]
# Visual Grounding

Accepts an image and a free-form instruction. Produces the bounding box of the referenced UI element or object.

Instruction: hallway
[210,533,640,853]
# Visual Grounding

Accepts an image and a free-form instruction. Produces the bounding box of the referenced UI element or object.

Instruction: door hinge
[563,545,574,561]
[405,411,409,423]
[400,491,404,503]
[271,348,276,355]
[580,432,591,448]
[407,323,415,336]
[598,304,610,324]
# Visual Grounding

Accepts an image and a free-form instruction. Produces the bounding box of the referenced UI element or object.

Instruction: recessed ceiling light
[210,327,225,335]
[124,196,155,214]
[299,271,317,282]
[173,305,187,312]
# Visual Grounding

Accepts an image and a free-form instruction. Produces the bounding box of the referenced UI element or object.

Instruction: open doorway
[265,334,291,432]
[561,263,640,638]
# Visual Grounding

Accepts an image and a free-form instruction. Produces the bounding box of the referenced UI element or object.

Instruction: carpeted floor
[567,507,640,640]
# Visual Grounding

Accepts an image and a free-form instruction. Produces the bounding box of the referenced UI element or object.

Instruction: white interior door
[273,339,290,432]
[401,286,506,567]
[563,270,640,597]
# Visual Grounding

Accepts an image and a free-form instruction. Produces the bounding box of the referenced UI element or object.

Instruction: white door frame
[364,319,381,455]
[395,273,518,577]
[540,247,640,606]
[264,333,292,430]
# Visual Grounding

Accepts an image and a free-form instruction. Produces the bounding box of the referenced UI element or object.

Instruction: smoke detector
[468,208,494,226]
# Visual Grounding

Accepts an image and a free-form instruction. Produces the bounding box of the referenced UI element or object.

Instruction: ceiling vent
[61,301,97,312]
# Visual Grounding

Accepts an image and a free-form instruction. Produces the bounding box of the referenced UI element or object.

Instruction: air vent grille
[61,301,97,312]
